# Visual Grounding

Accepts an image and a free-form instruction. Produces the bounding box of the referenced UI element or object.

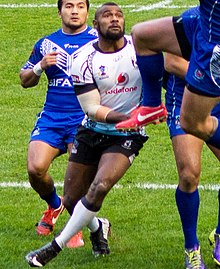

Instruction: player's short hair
[95,2,120,20]
[57,0,90,12]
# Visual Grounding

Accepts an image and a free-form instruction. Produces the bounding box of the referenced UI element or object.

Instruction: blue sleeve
[21,37,45,70]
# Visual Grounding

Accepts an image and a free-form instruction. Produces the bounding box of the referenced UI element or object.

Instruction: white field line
[0,2,196,12]
[0,181,220,191]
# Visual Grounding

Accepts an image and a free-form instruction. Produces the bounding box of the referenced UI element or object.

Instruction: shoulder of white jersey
[71,40,97,84]
[73,38,98,59]
[124,34,134,45]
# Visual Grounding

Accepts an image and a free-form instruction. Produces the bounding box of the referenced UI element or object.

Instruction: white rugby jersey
[71,35,144,136]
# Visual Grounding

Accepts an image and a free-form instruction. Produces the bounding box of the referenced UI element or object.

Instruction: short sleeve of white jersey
[71,39,98,86]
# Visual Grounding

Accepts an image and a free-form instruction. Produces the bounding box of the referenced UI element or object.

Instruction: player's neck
[97,36,126,53]
[62,24,87,35]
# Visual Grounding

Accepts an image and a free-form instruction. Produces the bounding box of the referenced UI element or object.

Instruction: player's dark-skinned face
[96,7,125,41]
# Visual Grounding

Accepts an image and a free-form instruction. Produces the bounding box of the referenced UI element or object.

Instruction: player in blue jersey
[116,1,220,154]
[164,53,220,269]
[162,7,220,269]
[19,0,97,247]
[25,3,149,267]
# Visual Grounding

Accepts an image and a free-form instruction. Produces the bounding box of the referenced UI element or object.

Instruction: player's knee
[27,161,47,179]
[179,166,200,192]
[131,24,139,40]
[181,118,207,140]
[97,182,109,197]
[180,110,205,132]
[132,25,147,44]
[89,179,111,201]
[180,116,192,134]
[180,113,198,135]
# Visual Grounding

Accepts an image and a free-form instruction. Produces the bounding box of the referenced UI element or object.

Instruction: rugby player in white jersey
[25,2,149,267]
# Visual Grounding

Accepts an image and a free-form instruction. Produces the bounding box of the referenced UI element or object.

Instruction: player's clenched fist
[40,51,60,70]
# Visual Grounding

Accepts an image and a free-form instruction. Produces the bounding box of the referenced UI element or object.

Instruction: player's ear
[93,19,98,29]
[58,10,61,19]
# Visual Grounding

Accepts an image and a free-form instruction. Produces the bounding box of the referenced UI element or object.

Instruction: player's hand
[40,51,59,70]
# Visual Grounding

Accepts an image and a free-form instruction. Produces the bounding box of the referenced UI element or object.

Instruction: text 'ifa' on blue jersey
[21,27,97,112]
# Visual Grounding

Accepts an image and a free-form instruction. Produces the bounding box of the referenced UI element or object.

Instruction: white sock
[87,217,100,233]
[55,199,98,249]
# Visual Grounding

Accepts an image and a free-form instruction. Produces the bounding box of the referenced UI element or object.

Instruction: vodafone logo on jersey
[117,72,129,85]
[106,86,137,94]
[105,72,137,95]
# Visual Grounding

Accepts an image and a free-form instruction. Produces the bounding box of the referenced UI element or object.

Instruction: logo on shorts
[122,140,132,150]
[32,127,40,137]
[194,69,204,80]
[175,115,181,129]
[129,153,135,164]
[71,141,78,154]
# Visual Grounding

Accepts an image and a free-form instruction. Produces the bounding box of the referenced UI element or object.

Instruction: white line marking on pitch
[0,181,219,191]
[0,2,195,12]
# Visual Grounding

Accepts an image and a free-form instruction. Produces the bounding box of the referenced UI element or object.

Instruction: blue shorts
[186,23,220,97]
[30,110,84,153]
[165,74,187,137]
[167,98,220,138]
[166,106,185,138]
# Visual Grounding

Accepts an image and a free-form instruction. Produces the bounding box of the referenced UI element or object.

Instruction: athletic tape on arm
[77,89,112,122]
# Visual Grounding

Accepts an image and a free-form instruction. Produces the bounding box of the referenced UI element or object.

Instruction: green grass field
[0,0,220,268]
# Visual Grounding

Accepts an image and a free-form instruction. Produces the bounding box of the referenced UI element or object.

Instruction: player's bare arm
[76,88,129,123]
[164,53,188,80]
[20,51,59,88]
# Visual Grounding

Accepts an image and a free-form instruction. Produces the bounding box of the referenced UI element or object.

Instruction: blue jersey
[185,1,220,96]
[165,7,220,137]
[165,7,200,109]
[165,72,220,138]
[200,0,220,43]
[21,27,97,153]
[21,27,97,113]
[182,6,200,47]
